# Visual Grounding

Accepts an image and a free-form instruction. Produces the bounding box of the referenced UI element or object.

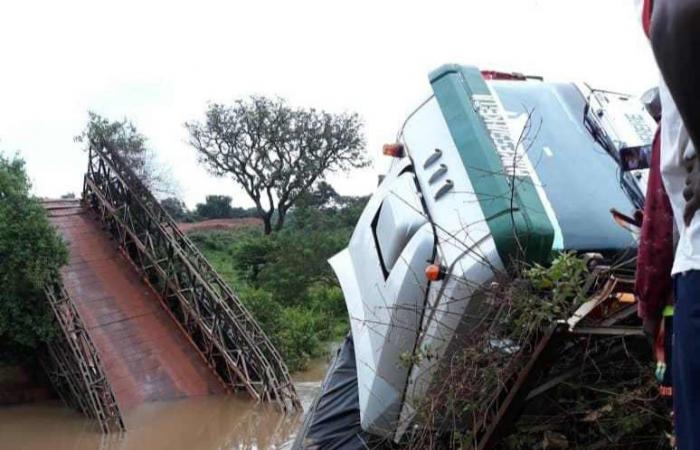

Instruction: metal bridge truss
[41,278,125,433]
[82,144,300,412]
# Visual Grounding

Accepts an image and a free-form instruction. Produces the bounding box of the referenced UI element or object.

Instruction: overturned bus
[294,64,655,449]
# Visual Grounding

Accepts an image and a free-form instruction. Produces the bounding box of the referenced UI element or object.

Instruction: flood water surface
[0,360,328,450]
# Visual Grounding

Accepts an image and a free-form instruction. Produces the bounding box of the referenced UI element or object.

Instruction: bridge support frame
[41,278,125,433]
[82,144,300,412]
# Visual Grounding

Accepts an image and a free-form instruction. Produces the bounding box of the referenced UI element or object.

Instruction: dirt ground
[177,218,262,233]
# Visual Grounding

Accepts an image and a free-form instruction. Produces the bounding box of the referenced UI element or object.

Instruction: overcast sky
[0,0,658,207]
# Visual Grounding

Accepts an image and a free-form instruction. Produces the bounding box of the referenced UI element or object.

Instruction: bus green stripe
[429,64,554,266]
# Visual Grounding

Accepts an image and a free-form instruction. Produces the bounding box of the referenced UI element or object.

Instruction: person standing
[648,1,700,448]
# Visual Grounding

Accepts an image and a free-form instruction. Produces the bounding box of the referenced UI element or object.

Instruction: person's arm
[651,0,700,149]
[651,0,700,225]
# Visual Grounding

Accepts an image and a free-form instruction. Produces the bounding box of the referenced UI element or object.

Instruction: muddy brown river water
[0,360,328,450]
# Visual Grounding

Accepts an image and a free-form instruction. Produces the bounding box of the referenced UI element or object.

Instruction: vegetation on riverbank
[0,153,67,358]
[189,184,367,371]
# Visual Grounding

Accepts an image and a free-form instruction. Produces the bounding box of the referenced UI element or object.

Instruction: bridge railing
[82,144,300,412]
[42,277,125,433]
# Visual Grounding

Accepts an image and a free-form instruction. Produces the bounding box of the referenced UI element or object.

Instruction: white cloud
[0,0,657,207]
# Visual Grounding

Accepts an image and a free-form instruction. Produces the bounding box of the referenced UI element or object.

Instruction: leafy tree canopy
[195,195,236,219]
[75,112,178,198]
[186,96,368,233]
[0,153,67,351]
[160,197,190,222]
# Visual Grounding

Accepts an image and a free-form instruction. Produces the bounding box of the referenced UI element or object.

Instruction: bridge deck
[46,200,226,411]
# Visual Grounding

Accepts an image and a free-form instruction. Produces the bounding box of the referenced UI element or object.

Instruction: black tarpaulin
[292,334,380,450]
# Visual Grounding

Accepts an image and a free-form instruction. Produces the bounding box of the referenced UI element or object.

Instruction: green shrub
[230,231,279,284]
[0,153,68,352]
[306,283,348,341]
[238,286,283,333]
[275,307,322,371]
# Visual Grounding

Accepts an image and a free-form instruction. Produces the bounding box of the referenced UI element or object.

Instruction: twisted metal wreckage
[41,143,300,433]
[295,64,659,449]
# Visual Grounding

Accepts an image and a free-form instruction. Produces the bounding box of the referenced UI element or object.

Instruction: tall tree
[185,96,368,234]
[195,195,235,219]
[75,112,178,198]
[160,197,190,221]
[0,153,68,350]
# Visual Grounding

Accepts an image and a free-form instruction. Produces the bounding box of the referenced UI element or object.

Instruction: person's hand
[683,154,700,226]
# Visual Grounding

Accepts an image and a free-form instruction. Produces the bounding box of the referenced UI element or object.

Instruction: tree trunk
[262,216,272,234]
[254,202,274,235]
[274,208,287,231]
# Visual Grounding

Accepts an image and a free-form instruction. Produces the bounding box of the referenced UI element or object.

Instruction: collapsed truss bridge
[43,144,300,432]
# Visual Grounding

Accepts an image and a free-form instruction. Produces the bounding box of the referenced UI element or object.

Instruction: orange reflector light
[383,143,404,158]
[425,264,446,281]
